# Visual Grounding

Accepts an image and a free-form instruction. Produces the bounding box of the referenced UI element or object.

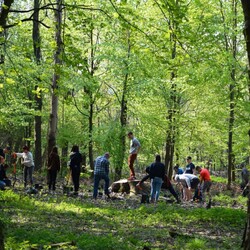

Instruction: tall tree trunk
[61,99,68,175]
[226,0,237,188]
[241,0,250,248]
[87,28,95,171]
[115,30,130,180]
[48,0,63,156]
[0,0,14,64]
[33,0,42,170]
[165,26,177,179]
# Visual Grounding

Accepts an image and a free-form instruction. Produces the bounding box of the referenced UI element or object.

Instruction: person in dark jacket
[136,166,180,203]
[69,145,83,195]
[185,156,195,174]
[148,154,165,203]
[47,146,60,192]
[0,156,9,190]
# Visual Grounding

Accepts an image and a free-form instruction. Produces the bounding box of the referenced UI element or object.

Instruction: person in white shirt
[175,174,199,201]
[14,145,34,188]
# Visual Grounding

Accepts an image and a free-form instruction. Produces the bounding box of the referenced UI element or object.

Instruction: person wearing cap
[175,173,199,201]
[127,132,141,180]
[14,145,34,188]
[93,152,111,199]
[184,156,195,174]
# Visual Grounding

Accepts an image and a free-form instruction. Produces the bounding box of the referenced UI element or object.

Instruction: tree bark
[48,0,63,156]
[115,30,131,180]
[0,0,14,64]
[165,24,177,179]
[33,0,42,171]
[240,0,250,249]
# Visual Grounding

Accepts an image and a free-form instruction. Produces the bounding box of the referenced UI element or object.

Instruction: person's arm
[15,152,23,158]
[140,174,150,184]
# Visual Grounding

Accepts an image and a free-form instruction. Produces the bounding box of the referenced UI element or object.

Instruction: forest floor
[0,173,247,250]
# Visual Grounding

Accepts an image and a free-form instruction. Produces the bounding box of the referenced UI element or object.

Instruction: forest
[0,0,250,249]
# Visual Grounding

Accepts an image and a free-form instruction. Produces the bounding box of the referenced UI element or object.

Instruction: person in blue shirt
[93,152,110,199]
[174,164,184,175]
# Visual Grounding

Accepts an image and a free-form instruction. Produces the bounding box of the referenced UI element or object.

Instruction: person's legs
[51,170,57,191]
[27,166,34,186]
[103,174,110,196]
[48,170,52,190]
[71,167,80,193]
[154,177,163,202]
[128,154,137,178]
[150,178,156,202]
[202,181,212,204]
[93,174,101,199]
[0,180,6,190]
[168,184,179,201]
[23,166,28,187]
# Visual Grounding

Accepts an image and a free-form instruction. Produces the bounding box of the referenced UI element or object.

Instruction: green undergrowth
[0,190,246,250]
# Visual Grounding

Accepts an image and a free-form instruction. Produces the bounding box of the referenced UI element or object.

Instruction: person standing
[0,156,8,190]
[69,145,83,196]
[196,166,212,207]
[0,147,10,158]
[136,165,180,203]
[185,156,195,174]
[14,146,34,188]
[93,152,110,199]
[149,154,165,204]
[127,132,141,180]
[47,146,60,193]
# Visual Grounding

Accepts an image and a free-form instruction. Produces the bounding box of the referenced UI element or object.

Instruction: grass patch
[1,188,246,250]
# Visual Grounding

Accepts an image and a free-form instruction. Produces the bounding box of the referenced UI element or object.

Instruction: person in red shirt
[196,166,212,207]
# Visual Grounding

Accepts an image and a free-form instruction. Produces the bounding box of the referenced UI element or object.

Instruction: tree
[240,0,250,248]
[47,0,63,156]
[33,0,42,170]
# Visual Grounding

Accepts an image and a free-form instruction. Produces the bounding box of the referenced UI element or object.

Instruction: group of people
[134,153,212,207]
[0,131,212,207]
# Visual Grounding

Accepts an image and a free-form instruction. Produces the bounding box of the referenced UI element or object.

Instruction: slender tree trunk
[48,0,63,156]
[61,99,68,175]
[241,0,250,248]
[87,29,95,171]
[33,0,42,170]
[227,0,237,188]
[0,0,14,64]
[165,27,177,179]
[115,30,131,180]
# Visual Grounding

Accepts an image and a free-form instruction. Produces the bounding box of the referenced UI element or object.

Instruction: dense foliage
[0,0,249,177]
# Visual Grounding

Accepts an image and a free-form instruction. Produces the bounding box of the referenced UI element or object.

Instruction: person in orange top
[196,166,212,207]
